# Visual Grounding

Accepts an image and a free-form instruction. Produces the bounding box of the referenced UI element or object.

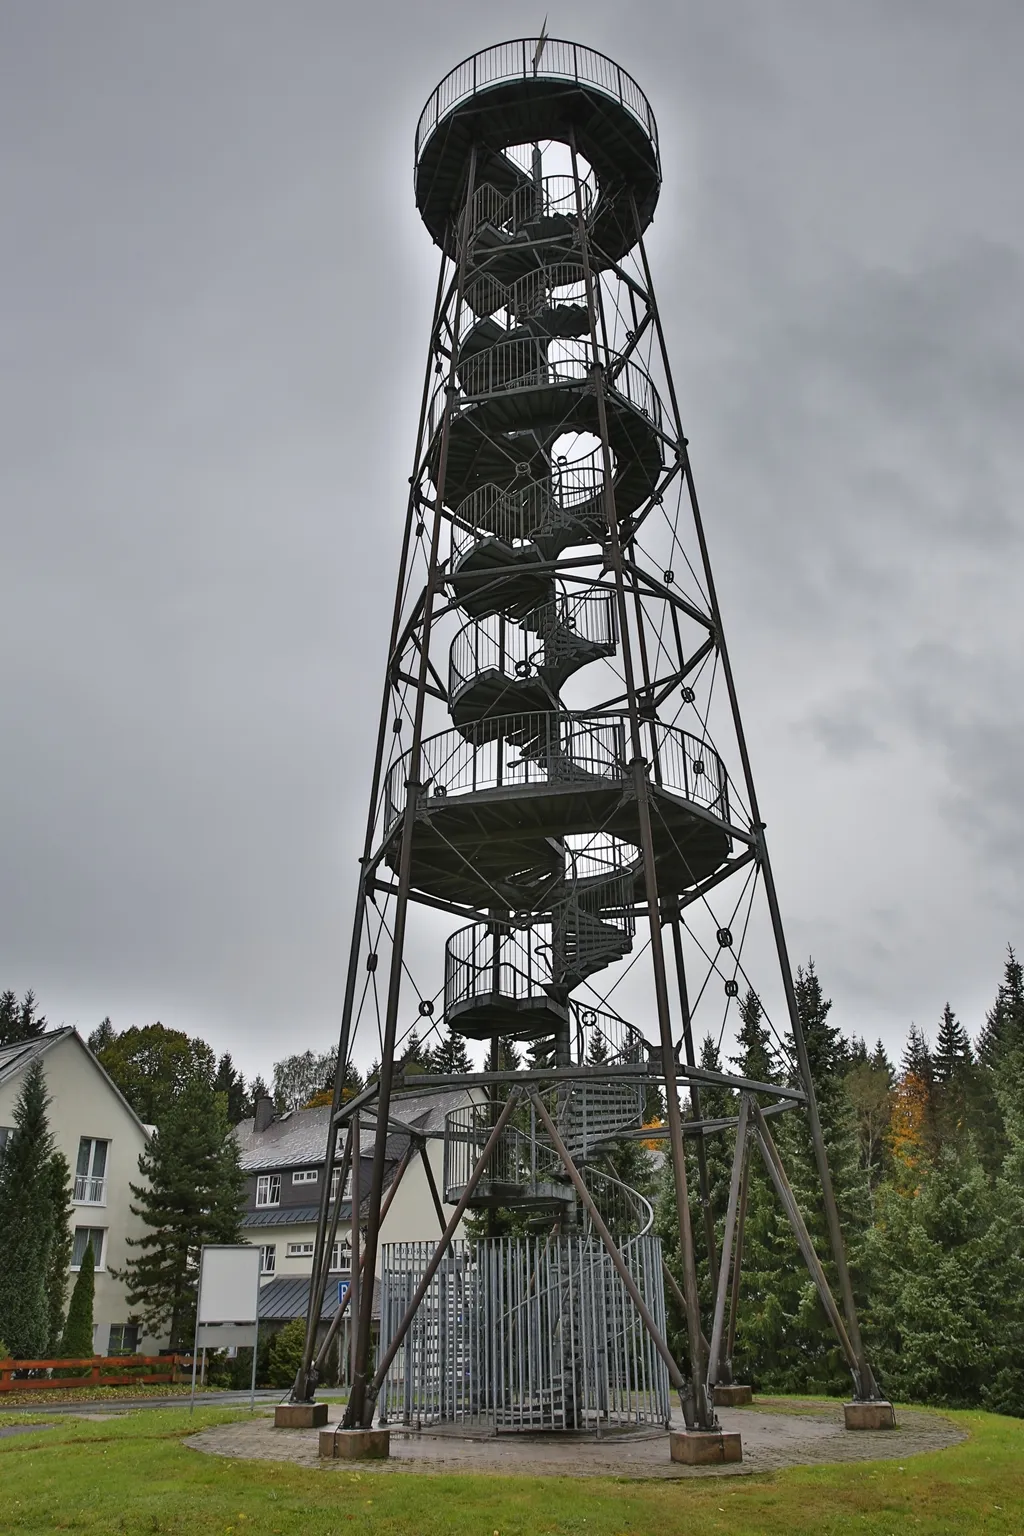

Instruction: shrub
[267,1318,307,1389]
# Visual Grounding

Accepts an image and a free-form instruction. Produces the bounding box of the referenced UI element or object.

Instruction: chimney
[254,1097,275,1134]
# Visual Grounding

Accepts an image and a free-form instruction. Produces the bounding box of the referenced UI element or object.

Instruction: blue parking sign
[338,1280,350,1307]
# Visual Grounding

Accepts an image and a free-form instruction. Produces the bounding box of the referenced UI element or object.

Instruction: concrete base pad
[713,1384,753,1407]
[274,1402,328,1430]
[320,1427,391,1461]
[669,1429,743,1465]
[844,1401,896,1430]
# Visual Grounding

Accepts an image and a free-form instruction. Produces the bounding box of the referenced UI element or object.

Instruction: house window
[286,1241,315,1258]
[255,1174,281,1207]
[330,1237,351,1272]
[292,1169,318,1185]
[259,1245,276,1275]
[72,1227,105,1270]
[108,1323,139,1356]
[74,1138,109,1205]
[334,1167,359,1204]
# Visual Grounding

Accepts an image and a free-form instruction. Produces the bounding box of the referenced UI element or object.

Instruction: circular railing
[383,711,729,832]
[415,38,659,164]
[428,342,663,442]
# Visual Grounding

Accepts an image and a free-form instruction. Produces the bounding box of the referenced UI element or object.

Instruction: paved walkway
[186,1401,964,1480]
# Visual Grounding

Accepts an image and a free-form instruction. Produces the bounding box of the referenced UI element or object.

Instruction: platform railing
[383,712,727,833]
[415,38,659,162]
[445,920,555,1020]
[429,341,663,441]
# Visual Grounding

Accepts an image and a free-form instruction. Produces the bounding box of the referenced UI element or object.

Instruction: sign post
[190,1245,262,1414]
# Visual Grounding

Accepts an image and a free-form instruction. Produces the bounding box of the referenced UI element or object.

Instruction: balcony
[73,1175,107,1206]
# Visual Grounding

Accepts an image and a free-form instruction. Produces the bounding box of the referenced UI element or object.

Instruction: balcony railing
[415,38,659,163]
[73,1175,106,1205]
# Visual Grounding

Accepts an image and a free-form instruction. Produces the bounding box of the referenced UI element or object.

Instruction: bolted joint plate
[844,1400,896,1430]
[669,1429,742,1465]
[319,1427,391,1460]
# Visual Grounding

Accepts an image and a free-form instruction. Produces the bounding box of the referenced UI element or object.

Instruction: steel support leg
[706,1095,750,1389]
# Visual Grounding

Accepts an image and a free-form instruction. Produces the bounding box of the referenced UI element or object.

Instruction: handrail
[415,38,659,163]
[466,179,595,257]
[383,711,728,833]
[449,456,606,569]
[462,259,588,331]
[429,339,663,441]
[448,588,617,702]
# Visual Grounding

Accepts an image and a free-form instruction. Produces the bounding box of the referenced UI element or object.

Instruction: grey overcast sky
[1,2,1022,1083]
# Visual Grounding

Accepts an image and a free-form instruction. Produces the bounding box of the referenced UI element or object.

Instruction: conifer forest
[654,949,1024,1416]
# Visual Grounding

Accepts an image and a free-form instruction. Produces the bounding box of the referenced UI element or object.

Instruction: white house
[0,1029,167,1357]
[234,1085,479,1338]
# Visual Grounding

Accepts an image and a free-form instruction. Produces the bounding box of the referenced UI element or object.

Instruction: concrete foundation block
[274,1402,329,1429]
[713,1384,753,1407]
[844,1400,896,1430]
[669,1429,743,1465]
[319,1427,391,1460]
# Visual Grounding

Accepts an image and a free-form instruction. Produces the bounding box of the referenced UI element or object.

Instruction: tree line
[654,948,1024,1417]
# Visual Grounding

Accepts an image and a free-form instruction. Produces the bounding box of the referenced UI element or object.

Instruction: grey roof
[0,1028,152,1138]
[258,1275,380,1323]
[242,1205,338,1228]
[234,1084,478,1173]
[0,1029,70,1088]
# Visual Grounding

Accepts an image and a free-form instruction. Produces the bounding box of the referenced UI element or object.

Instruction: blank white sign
[197,1245,262,1325]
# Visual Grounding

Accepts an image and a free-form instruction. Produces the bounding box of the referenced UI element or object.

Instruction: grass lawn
[1,1401,1021,1535]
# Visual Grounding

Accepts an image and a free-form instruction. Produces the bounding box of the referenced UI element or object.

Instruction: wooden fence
[0,1354,190,1392]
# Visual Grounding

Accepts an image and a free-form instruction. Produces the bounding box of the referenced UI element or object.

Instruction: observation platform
[381,713,736,908]
[414,38,661,260]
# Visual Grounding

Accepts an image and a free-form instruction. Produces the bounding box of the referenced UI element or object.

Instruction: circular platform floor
[185,1399,963,1480]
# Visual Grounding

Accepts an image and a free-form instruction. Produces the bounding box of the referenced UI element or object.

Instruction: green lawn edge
[1,1400,1021,1535]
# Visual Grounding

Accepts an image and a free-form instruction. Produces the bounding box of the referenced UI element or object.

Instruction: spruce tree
[87,1017,117,1054]
[775,961,869,1392]
[974,948,1024,1177]
[932,1004,975,1146]
[725,997,799,1388]
[0,989,47,1048]
[44,1151,74,1352]
[58,1242,95,1367]
[0,1061,64,1357]
[430,1028,473,1076]
[865,1141,1024,1412]
[978,946,1024,1070]
[214,1053,249,1124]
[731,989,777,1089]
[121,1073,245,1351]
[247,1075,271,1114]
